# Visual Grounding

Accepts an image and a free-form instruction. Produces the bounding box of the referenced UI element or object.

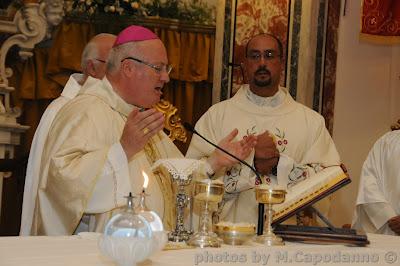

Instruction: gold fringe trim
[359,33,400,45]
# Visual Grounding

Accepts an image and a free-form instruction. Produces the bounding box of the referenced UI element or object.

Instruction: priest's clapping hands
[253,131,280,175]
[206,128,257,172]
[388,216,400,235]
[120,108,165,159]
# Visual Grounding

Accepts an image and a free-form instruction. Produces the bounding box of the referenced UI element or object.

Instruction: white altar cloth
[0,234,399,266]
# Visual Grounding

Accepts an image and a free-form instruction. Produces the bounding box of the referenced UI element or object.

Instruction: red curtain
[360,0,400,44]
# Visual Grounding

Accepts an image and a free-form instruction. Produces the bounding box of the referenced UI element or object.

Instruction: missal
[269,165,369,246]
[272,165,350,225]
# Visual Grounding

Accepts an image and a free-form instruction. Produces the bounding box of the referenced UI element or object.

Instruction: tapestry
[231,0,290,95]
[360,0,400,44]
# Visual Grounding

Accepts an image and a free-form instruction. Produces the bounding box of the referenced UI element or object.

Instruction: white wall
[329,0,400,226]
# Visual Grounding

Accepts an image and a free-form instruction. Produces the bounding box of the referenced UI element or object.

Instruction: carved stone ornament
[0,0,64,115]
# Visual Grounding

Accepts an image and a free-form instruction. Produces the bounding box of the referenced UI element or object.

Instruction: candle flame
[142,170,149,189]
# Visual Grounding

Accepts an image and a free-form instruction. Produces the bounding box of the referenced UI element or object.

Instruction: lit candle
[137,171,150,212]
[142,170,149,193]
[136,170,164,231]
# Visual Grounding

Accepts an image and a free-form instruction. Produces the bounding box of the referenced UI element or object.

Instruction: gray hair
[106,42,142,73]
[81,33,116,73]
[81,42,99,73]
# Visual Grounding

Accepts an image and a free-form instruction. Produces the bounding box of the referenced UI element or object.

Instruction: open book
[272,165,350,225]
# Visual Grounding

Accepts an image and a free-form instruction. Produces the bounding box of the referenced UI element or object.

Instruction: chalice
[152,158,202,242]
[187,179,224,248]
[168,176,193,242]
[254,185,287,246]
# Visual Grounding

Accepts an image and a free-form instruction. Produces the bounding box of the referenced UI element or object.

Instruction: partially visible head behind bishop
[106,25,172,108]
[81,33,116,82]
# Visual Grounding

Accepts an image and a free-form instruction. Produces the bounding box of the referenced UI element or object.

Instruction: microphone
[184,122,265,235]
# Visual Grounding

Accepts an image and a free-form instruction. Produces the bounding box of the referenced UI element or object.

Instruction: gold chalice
[254,185,286,246]
[187,179,224,248]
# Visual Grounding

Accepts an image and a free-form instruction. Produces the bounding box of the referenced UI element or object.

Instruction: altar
[1,234,399,266]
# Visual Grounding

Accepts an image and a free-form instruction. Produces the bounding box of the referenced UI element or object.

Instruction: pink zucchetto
[113,25,159,47]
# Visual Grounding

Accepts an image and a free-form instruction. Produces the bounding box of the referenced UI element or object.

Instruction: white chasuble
[352,130,400,235]
[32,78,181,235]
[186,85,340,224]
